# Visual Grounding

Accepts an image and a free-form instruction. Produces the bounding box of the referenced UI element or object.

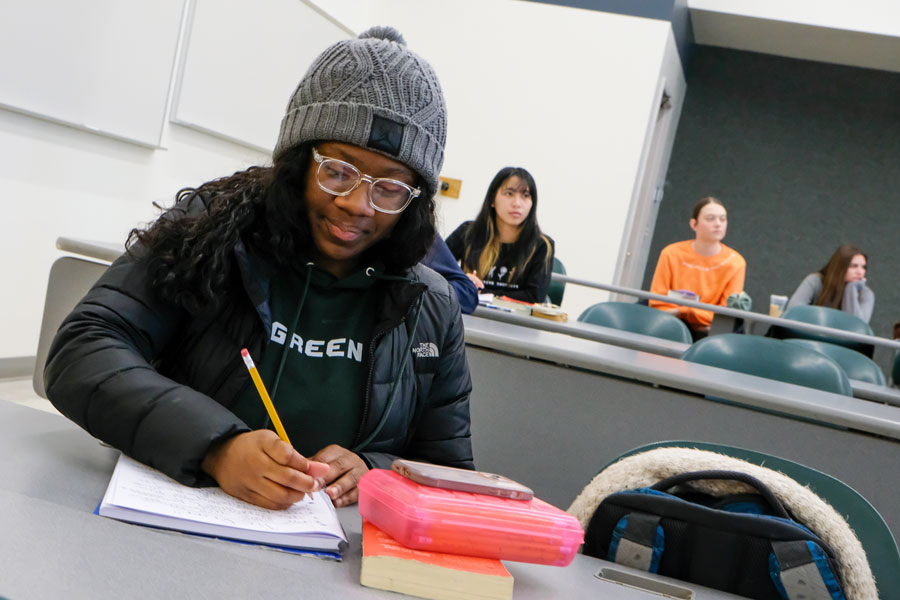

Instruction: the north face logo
[411,342,439,358]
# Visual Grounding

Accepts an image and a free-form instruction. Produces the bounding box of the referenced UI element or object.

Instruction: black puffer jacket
[44,237,473,486]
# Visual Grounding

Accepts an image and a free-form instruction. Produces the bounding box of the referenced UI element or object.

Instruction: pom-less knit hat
[274,26,447,198]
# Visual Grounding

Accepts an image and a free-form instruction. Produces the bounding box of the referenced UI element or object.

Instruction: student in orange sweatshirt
[649,197,746,340]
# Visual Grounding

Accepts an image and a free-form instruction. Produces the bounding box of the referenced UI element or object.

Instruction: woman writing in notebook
[786,244,874,322]
[45,28,473,510]
[648,197,746,340]
[446,167,555,304]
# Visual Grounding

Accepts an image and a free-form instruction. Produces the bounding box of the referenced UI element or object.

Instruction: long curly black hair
[127,143,437,315]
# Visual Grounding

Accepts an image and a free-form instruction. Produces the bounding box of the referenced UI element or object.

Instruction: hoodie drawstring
[263,262,314,430]
[261,263,423,451]
[351,270,425,452]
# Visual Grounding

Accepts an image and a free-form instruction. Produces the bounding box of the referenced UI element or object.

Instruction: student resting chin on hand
[786,244,874,323]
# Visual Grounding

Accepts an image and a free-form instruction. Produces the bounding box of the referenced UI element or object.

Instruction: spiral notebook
[98,454,348,558]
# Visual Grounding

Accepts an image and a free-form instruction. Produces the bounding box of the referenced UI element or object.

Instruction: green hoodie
[231,263,379,457]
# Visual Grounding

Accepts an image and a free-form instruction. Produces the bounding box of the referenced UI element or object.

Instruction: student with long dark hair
[787,244,874,322]
[649,196,746,338]
[445,167,554,303]
[44,27,473,510]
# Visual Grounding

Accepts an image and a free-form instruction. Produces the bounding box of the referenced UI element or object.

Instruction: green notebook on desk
[98,454,348,558]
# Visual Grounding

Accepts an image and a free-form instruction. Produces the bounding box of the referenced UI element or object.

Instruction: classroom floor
[0,376,59,414]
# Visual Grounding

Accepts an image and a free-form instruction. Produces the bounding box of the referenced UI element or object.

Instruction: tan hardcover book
[360,520,513,600]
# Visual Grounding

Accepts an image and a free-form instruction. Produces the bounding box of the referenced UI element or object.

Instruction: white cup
[769,294,788,317]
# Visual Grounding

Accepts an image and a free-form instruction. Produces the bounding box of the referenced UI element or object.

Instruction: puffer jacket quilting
[45,240,473,486]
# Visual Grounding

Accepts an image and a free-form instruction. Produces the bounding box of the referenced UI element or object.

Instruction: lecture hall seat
[783,338,886,386]
[768,305,875,357]
[577,301,692,344]
[681,333,853,396]
[547,257,566,306]
[33,256,109,398]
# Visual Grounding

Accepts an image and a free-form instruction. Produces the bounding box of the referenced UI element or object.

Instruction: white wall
[687,0,900,37]
[315,0,674,316]
[688,0,900,73]
[2,0,675,360]
[1,108,269,360]
[612,27,687,292]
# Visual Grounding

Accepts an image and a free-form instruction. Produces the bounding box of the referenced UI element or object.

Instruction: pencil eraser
[307,461,330,478]
[240,349,255,369]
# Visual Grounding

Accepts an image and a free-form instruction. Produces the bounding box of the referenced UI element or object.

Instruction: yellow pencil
[241,348,291,445]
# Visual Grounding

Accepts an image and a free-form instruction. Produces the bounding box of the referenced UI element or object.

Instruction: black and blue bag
[584,470,846,600]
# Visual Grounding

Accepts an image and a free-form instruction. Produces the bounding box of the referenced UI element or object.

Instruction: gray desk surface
[473,305,690,358]
[0,400,745,599]
[851,380,900,407]
[57,236,122,263]
[472,305,900,408]
[463,314,900,440]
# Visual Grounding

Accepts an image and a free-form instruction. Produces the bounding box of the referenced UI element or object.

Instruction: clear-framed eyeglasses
[312,147,421,214]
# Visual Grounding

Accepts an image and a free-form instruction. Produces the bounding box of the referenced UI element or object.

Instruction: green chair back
[547,257,566,306]
[893,352,900,387]
[577,301,692,344]
[682,333,853,396]
[608,440,900,600]
[770,305,874,357]
[785,339,886,385]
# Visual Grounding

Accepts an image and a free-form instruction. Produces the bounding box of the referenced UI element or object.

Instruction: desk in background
[472,304,900,408]
[56,237,123,262]
[473,305,689,358]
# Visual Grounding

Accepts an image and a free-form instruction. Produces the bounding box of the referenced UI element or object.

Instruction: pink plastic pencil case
[358,469,584,566]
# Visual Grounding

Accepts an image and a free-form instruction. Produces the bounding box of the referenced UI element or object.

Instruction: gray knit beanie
[274,26,447,198]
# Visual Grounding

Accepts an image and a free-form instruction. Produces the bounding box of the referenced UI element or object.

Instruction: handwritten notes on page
[99,454,347,554]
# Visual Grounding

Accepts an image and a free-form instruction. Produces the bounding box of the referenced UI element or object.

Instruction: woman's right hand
[466,270,485,290]
[848,278,868,294]
[201,430,327,510]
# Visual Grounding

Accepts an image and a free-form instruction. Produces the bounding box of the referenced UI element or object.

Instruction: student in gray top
[44,27,473,511]
[787,244,874,323]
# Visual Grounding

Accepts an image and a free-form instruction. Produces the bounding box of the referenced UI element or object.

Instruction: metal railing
[551,273,900,352]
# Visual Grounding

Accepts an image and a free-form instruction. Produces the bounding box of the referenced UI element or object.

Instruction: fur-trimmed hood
[567,447,877,599]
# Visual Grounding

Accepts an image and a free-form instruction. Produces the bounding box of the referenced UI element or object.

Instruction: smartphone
[391,459,534,500]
